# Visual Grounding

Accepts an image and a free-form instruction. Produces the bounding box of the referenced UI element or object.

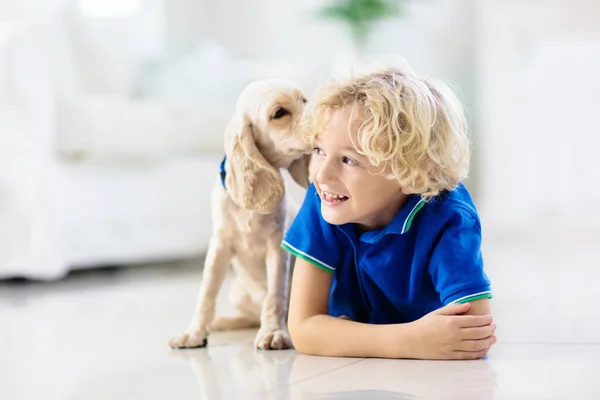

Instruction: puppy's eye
[301,97,307,104]
[272,107,291,120]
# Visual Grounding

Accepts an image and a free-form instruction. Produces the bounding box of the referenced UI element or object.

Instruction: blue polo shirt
[281,183,492,324]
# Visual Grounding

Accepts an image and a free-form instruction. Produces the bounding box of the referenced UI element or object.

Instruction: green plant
[317,0,408,53]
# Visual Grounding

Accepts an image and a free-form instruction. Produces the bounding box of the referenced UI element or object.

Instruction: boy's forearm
[289,314,417,359]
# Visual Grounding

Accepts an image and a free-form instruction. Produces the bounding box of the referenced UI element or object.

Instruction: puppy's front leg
[169,237,233,348]
[254,235,292,350]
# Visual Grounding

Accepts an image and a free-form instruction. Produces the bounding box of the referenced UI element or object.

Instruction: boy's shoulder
[422,183,480,226]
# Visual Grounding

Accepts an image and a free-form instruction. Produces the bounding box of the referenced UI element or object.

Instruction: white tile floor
[2,228,600,400]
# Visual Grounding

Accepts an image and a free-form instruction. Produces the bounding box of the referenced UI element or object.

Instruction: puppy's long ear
[287,154,311,189]
[225,121,285,214]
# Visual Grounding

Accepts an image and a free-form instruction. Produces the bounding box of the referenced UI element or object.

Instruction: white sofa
[0,8,314,280]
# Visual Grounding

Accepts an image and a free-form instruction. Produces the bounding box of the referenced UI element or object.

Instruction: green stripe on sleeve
[280,242,335,274]
[456,293,493,304]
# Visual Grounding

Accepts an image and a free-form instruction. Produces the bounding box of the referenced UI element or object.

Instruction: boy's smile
[321,189,349,206]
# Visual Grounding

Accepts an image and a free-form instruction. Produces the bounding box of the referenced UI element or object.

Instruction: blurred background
[1,0,600,374]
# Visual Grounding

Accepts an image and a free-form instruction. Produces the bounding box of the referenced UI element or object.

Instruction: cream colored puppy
[169,79,311,350]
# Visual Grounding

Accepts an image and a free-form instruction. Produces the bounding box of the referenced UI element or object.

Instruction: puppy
[169,79,311,350]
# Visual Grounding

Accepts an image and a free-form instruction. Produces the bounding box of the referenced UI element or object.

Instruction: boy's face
[312,107,408,231]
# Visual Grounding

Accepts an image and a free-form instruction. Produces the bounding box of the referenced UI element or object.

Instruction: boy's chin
[320,210,350,226]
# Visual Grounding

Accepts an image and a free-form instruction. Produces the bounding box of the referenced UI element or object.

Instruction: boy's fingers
[458,336,496,352]
[436,302,471,315]
[461,324,496,340]
[453,349,489,360]
[455,314,493,328]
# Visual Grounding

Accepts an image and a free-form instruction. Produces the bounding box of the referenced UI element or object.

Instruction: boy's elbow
[287,320,307,353]
[287,319,319,356]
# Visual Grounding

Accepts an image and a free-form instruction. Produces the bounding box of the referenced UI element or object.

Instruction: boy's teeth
[324,191,347,201]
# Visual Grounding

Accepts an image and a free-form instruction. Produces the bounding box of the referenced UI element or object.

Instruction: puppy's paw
[169,330,208,349]
[254,328,293,350]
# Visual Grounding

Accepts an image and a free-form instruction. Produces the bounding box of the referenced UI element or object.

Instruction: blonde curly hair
[303,59,470,200]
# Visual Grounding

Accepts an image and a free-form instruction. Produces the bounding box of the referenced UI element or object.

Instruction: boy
[282,60,495,359]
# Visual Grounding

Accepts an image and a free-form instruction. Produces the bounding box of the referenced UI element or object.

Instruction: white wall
[163,0,208,57]
[0,0,66,22]
[63,0,165,95]
[476,0,600,230]
[165,0,476,95]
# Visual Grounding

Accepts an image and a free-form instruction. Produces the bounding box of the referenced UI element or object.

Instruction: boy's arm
[287,258,414,358]
[287,258,496,359]
[461,298,492,315]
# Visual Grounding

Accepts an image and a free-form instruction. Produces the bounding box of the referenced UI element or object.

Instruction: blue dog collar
[219,156,227,189]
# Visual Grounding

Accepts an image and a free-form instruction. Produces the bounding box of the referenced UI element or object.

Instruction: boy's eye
[313,146,325,156]
[343,156,358,166]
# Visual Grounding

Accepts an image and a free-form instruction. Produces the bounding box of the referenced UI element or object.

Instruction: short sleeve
[428,210,492,304]
[281,184,342,274]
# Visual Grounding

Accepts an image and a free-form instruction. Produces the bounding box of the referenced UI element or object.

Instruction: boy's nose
[315,160,337,184]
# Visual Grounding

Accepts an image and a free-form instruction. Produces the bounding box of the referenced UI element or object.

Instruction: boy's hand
[409,302,496,360]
